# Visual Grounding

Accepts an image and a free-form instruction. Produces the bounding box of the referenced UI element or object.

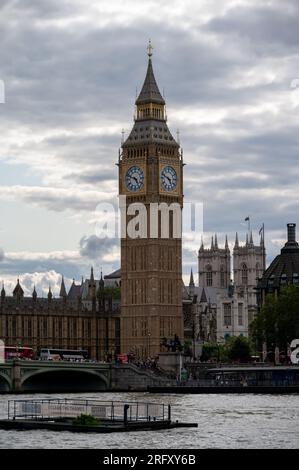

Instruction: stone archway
[21,369,109,393]
[0,373,11,392]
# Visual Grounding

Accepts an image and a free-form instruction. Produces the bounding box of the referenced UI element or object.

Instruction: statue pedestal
[158,352,182,374]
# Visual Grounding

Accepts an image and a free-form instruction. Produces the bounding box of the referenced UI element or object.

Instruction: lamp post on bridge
[147,333,151,358]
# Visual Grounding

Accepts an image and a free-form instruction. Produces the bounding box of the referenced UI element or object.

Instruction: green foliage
[201,337,252,363]
[251,285,299,349]
[72,414,100,426]
[183,340,192,356]
[201,342,228,362]
[226,336,252,362]
[97,286,121,300]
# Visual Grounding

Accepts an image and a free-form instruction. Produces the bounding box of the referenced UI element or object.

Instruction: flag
[245,216,249,222]
[259,226,263,235]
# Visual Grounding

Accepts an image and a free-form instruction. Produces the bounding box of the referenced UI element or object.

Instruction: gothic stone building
[183,231,266,350]
[0,268,121,360]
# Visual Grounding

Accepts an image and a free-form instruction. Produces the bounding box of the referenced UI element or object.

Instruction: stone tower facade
[233,232,265,323]
[198,235,231,289]
[119,44,184,358]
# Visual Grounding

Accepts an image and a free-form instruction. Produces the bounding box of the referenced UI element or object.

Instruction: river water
[0,392,298,448]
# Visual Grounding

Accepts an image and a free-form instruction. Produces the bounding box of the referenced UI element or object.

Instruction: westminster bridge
[0,360,172,393]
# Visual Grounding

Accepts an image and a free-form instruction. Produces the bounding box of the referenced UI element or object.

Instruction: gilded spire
[147,39,153,58]
[135,41,165,106]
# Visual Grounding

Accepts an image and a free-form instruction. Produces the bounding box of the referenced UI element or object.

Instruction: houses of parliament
[1,44,285,361]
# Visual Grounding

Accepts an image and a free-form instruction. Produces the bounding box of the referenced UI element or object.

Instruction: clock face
[161,166,177,191]
[125,166,144,192]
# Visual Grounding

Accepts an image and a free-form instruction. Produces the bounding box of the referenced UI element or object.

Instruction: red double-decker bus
[4,346,34,360]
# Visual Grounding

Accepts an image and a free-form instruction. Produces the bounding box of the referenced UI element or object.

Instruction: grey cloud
[205,3,299,52]
[79,235,120,260]
[0,0,298,273]
[0,248,4,262]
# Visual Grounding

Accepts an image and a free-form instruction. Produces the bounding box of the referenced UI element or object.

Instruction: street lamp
[147,333,151,358]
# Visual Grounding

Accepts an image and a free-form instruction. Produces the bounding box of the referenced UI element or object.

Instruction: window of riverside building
[223,303,232,326]
[206,265,213,286]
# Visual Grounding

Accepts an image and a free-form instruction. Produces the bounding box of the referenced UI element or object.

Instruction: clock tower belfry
[118,43,184,358]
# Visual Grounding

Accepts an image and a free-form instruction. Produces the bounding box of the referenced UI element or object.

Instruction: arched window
[241,263,248,286]
[206,265,212,286]
[220,265,225,287]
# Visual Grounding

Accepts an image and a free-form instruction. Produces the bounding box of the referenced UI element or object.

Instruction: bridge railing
[8,398,168,423]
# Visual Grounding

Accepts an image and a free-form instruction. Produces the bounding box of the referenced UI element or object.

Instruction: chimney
[282,223,298,252]
[287,223,296,244]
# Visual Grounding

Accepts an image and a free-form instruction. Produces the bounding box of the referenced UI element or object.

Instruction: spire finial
[200,236,204,251]
[189,268,195,287]
[147,39,153,58]
[234,232,239,248]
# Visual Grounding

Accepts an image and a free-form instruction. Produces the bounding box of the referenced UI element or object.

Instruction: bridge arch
[21,368,109,393]
[0,371,11,392]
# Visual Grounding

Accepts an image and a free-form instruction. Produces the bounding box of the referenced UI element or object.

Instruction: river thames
[0,392,298,448]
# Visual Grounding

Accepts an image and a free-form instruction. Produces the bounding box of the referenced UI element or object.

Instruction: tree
[251,285,299,350]
[226,336,252,363]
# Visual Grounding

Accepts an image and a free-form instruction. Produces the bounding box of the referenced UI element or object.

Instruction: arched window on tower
[241,263,248,286]
[220,265,225,287]
[206,265,213,286]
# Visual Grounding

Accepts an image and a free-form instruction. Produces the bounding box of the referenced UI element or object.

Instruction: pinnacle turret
[32,285,37,301]
[234,232,239,249]
[225,235,229,250]
[1,282,5,301]
[59,275,67,298]
[48,286,52,301]
[189,268,195,287]
[214,233,218,249]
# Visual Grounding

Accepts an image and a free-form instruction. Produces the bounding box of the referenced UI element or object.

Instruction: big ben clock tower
[119,42,184,358]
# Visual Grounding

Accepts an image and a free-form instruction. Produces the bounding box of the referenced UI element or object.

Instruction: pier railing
[8,398,169,423]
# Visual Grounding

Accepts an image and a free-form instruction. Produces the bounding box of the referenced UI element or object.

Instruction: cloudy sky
[0,0,299,296]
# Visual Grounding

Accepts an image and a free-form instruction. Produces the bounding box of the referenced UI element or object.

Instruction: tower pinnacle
[147,39,153,58]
